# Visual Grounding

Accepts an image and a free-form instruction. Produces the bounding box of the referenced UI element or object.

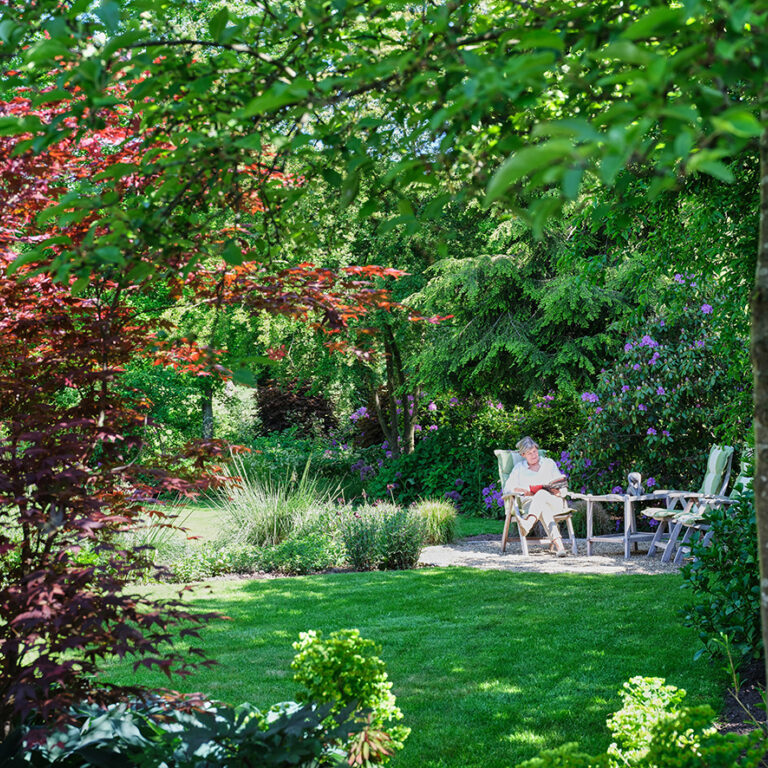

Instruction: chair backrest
[494,449,547,487]
[697,445,734,496]
[730,472,752,499]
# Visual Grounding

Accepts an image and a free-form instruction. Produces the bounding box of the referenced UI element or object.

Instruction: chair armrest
[566,492,625,502]
[501,492,525,500]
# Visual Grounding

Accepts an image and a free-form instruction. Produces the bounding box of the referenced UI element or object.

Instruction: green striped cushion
[698,445,733,495]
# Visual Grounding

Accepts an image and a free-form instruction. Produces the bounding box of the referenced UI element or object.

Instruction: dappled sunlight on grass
[102,568,725,768]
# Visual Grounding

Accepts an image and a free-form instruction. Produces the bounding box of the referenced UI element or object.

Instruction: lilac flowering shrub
[568,276,750,493]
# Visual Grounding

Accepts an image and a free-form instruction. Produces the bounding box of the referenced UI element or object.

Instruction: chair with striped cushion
[641,444,734,563]
[495,449,577,555]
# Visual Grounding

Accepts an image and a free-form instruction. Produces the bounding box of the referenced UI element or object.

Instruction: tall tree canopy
[3,0,768,700]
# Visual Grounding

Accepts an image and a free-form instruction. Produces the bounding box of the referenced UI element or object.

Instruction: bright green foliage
[255,532,343,576]
[291,629,410,761]
[159,541,256,583]
[517,676,766,768]
[682,484,762,666]
[567,277,750,493]
[605,677,687,765]
[411,499,457,545]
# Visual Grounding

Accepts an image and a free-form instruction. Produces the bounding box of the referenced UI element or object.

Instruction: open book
[529,477,568,494]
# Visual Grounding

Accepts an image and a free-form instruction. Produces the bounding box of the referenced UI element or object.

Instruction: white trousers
[518,490,564,541]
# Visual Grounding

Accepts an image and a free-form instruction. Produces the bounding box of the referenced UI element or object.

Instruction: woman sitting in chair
[504,436,569,557]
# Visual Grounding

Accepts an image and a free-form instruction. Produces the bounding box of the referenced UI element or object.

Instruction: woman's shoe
[556,547,568,558]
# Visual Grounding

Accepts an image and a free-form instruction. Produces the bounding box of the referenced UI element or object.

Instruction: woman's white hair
[516,436,538,455]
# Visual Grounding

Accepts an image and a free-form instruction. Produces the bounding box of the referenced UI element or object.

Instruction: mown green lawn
[102,569,723,768]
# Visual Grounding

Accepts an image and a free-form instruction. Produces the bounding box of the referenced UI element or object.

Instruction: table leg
[586,499,593,557]
[624,498,632,559]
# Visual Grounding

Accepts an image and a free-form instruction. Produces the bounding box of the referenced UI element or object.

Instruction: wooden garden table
[566,490,671,559]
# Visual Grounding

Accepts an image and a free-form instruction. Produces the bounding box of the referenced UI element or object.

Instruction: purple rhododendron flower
[581,392,599,403]
[647,477,656,487]
[429,425,438,431]
[701,303,713,314]
[674,273,685,284]
[695,340,705,348]
[611,486,623,494]
[624,342,633,352]
[633,363,641,370]
[639,335,658,348]
[662,430,670,437]
[621,385,630,392]
[649,352,660,364]
[656,386,665,395]
[647,427,656,435]
[595,407,603,414]
[427,402,437,411]
[638,404,647,411]
[385,451,393,458]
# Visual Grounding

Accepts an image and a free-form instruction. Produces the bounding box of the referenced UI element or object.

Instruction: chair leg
[674,527,697,566]
[501,506,512,553]
[647,519,667,557]
[661,522,683,564]
[565,517,577,555]
[520,532,529,556]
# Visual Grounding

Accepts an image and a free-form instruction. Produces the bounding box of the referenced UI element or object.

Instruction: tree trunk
[754,118,768,688]
[201,383,214,440]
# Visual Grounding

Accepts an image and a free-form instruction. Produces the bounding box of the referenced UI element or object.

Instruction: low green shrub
[338,504,424,571]
[682,483,761,666]
[338,505,384,571]
[160,541,256,582]
[378,507,426,570]
[412,498,457,544]
[291,628,410,763]
[517,675,766,768]
[256,531,344,575]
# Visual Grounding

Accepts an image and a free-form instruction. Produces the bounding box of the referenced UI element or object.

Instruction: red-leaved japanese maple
[0,86,402,731]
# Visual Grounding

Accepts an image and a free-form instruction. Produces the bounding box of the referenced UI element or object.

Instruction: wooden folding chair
[495,449,577,555]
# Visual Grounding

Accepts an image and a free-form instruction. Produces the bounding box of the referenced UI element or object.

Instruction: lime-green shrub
[412,498,457,544]
[160,541,256,582]
[291,628,410,763]
[516,675,766,768]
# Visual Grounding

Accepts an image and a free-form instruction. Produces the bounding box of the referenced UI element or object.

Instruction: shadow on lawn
[174,568,721,768]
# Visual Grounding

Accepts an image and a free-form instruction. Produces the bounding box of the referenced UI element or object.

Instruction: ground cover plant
[100,570,724,768]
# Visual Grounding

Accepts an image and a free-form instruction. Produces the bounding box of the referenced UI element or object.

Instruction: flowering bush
[362,392,582,516]
[568,276,749,493]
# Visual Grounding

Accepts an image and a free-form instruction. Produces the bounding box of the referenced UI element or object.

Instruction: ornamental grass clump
[411,498,457,544]
[216,454,335,547]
